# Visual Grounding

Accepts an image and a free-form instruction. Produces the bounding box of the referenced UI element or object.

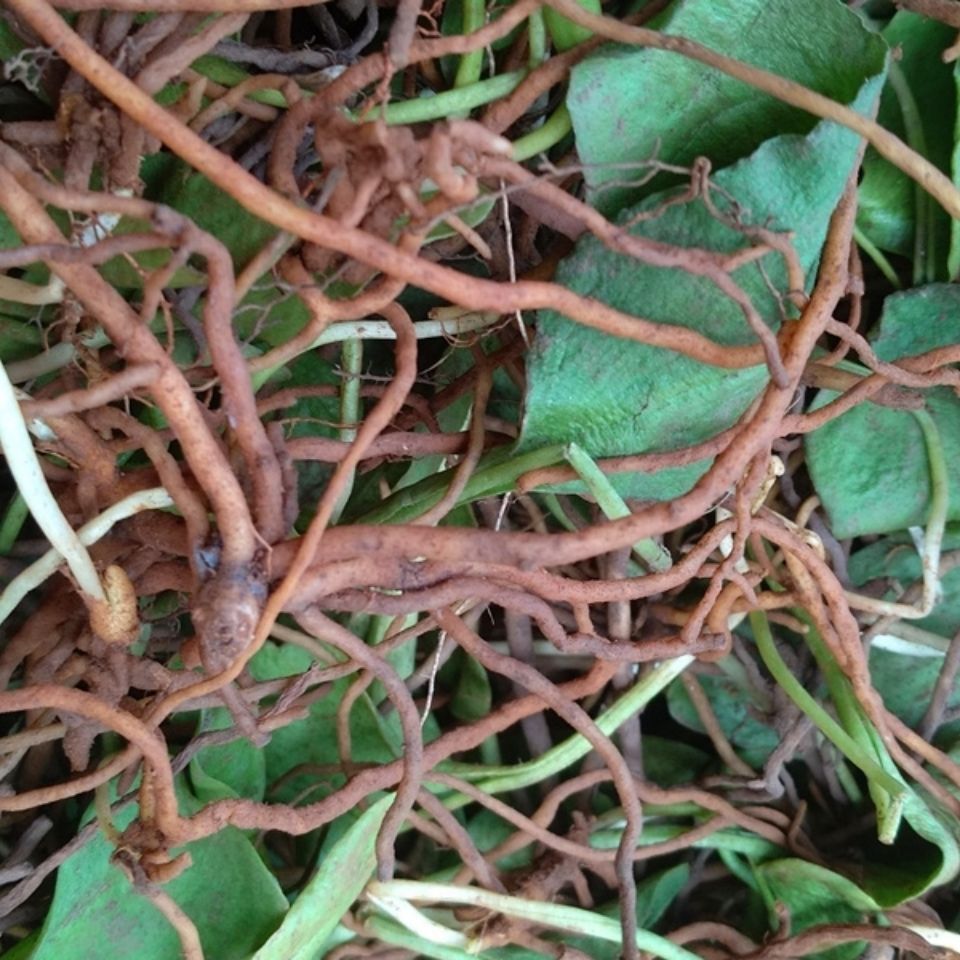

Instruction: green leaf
[518,29,885,502]
[567,0,886,218]
[450,651,492,722]
[149,159,278,271]
[838,545,960,884]
[806,285,960,537]
[347,329,531,524]
[263,675,401,804]
[864,790,960,905]
[190,709,267,803]
[0,212,22,252]
[858,12,954,270]
[392,346,478,494]
[0,315,41,363]
[275,351,341,440]
[424,193,497,245]
[667,668,779,769]
[543,0,601,52]
[756,859,878,960]
[857,157,914,258]
[640,735,710,785]
[251,795,394,960]
[564,865,690,960]
[0,931,38,960]
[463,809,534,872]
[806,390,960,539]
[243,641,403,802]
[523,0,883,502]
[235,286,313,351]
[633,863,690,928]
[29,782,287,960]
[250,639,316,680]
[0,18,25,61]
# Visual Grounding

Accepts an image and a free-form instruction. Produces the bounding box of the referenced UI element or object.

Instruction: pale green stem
[852,225,901,289]
[191,55,525,126]
[255,312,504,387]
[367,880,703,960]
[441,655,693,793]
[870,623,951,656]
[331,338,362,524]
[862,716,904,843]
[365,893,467,949]
[718,849,756,891]
[361,915,480,960]
[565,442,672,571]
[5,329,110,384]
[512,102,573,161]
[528,9,548,67]
[539,490,580,532]
[356,443,569,525]
[800,610,903,842]
[269,622,341,664]
[453,0,486,90]
[588,823,779,858]
[906,926,960,952]
[748,611,906,799]
[887,61,933,285]
[750,862,779,930]
[911,407,948,613]
[478,733,501,767]
[323,312,503,345]
[0,273,64,306]
[0,360,104,603]
[0,487,173,626]
[833,755,865,805]
[191,55,288,107]
[361,72,525,125]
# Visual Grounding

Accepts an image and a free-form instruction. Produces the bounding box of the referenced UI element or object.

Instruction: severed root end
[87,564,140,646]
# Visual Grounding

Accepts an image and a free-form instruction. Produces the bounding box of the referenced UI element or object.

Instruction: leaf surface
[520,98,882,500]
[857,12,954,270]
[568,0,886,216]
[806,285,960,537]
[518,0,885,501]
[251,795,394,960]
[29,784,286,960]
